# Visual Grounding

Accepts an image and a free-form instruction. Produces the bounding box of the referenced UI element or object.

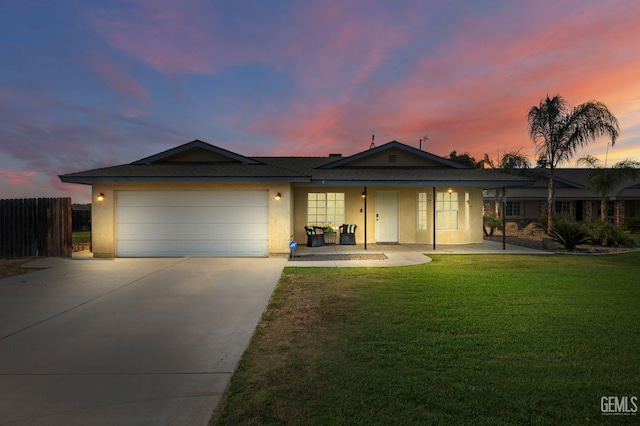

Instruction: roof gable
[535,169,587,189]
[131,140,261,165]
[319,141,466,169]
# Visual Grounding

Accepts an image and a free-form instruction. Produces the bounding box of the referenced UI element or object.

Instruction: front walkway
[287,240,551,267]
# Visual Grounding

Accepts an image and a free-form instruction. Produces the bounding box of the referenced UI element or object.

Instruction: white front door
[376,191,399,242]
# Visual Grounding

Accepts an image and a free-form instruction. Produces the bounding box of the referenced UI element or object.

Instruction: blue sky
[1,0,639,202]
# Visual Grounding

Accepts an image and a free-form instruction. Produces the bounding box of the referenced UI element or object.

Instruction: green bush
[608,226,633,247]
[584,219,633,246]
[534,215,548,233]
[483,213,502,236]
[624,217,640,233]
[535,213,571,234]
[551,222,590,251]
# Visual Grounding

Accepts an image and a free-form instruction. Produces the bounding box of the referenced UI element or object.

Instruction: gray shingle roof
[59,140,535,187]
[502,168,640,200]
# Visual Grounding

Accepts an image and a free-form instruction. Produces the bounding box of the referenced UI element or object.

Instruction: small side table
[324,232,336,245]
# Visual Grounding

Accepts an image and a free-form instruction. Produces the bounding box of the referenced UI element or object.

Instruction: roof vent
[329,153,342,157]
[388,154,397,163]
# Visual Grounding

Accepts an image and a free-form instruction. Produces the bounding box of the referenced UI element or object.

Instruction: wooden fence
[0,198,72,258]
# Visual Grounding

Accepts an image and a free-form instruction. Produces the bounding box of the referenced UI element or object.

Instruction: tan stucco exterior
[90,181,483,257]
[292,185,484,247]
[62,140,518,257]
[91,182,293,258]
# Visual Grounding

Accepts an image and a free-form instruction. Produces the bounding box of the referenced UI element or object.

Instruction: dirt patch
[290,254,388,261]
[0,258,42,280]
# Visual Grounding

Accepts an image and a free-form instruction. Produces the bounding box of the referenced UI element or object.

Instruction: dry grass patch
[213,268,366,425]
[0,258,41,280]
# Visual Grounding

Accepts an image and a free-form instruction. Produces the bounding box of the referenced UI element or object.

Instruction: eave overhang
[59,176,310,184]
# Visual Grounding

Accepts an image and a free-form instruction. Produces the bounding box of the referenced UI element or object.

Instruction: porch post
[502,187,506,250]
[363,186,367,250]
[433,186,436,250]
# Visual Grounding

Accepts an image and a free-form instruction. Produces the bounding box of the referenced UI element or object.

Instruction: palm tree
[527,95,619,233]
[577,155,640,222]
[483,150,530,215]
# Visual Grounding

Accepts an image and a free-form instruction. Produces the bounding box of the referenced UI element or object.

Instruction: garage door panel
[117,206,268,225]
[116,191,269,257]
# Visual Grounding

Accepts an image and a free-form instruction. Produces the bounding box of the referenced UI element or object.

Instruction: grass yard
[216,252,640,425]
[72,231,91,243]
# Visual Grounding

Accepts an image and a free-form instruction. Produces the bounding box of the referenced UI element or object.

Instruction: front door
[376,191,399,242]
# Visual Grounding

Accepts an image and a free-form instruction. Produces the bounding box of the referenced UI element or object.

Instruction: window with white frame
[436,191,458,230]
[307,193,345,227]
[417,192,428,230]
[505,201,521,217]
[555,201,571,215]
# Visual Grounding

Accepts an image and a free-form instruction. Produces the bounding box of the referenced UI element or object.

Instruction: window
[417,192,428,230]
[505,201,521,217]
[436,191,458,230]
[555,201,571,215]
[307,193,345,227]
[597,201,615,219]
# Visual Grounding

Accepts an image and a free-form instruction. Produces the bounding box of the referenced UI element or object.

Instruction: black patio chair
[339,224,357,245]
[305,226,325,247]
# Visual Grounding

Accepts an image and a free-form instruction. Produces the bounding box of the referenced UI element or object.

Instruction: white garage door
[116,191,269,257]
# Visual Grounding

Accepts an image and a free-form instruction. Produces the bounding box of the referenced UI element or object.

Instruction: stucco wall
[91,182,292,257]
[293,185,484,246]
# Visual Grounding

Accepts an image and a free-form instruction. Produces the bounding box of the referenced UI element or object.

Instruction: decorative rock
[542,237,561,251]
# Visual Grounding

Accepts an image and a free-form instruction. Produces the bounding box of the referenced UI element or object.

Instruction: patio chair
[305,226,325,247]
[339,224,357,245]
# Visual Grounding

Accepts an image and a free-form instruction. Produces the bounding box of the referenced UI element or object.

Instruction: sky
[2,0,640,203]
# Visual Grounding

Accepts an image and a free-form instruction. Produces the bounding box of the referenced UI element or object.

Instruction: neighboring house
[484,169,640,228]
[59,140,533,257]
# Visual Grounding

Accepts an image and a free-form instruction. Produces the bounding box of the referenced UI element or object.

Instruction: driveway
[0,256,287,425]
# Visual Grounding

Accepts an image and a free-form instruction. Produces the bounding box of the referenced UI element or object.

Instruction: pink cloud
[88,55,151,105]
[244,1,640,164]
[87,0,249,74]
[0,169,37,185]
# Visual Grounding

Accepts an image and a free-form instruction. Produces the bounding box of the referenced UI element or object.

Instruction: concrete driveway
[0,256,287,425]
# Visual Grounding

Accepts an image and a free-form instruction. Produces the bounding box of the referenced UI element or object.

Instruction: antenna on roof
[419,134,429,150]
[370,134,375,149]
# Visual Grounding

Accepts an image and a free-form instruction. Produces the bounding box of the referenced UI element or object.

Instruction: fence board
[0,198,72,258]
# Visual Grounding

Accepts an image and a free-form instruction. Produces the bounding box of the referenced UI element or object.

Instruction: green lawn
[72,231,91,243]
[215,252,640,425]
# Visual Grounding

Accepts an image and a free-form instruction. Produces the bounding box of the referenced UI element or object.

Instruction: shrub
[483,213,502,236]
[535,213,571,234]
[551,222,590,251]
[584,219,633,246]
[608,226,633,247]
[534,215,548,233]
[624,217,640,233]
[584,218,608,245]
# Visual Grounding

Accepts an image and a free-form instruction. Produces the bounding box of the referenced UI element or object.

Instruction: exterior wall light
[97,193,105,201]
[448,188,453,194]
[362,191,367,198]
[275,192,282,200]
